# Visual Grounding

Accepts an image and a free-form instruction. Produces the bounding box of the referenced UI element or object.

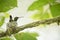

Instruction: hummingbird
[7,15,23,28]
[9,15,19,22]
[6,15,20,35]
[6,15,24,35]
[7,15,19,28]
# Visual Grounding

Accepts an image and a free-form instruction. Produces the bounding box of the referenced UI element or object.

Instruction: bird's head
[14,17,19,21]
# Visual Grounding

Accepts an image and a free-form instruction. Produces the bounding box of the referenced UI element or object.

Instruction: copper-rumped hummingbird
[7,15,23,28]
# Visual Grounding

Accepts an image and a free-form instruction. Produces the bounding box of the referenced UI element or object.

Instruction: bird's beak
[19,16,24,18]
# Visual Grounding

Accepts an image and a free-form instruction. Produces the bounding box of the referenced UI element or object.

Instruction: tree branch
[0,16,60,38]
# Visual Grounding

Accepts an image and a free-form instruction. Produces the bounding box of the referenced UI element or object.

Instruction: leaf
[31,12,50,20]
[40,12,50,20]
[50,3,60,17]
[14,32,38,40]
[28,0,56,11]
[28,0,48,11]
[0,0,17,12]
[0,37,11,40]
[0,13,9,27]
[0,16,5,26]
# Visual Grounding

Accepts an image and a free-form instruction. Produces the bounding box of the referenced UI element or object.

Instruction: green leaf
[50,3,60,17]
[14,32,38,40]
[28,0,48,11]
[31,12,50,20]
[0,0,17,12]
[40,12,50,20]
[28,0,56,11]
[0,37,11,40]
[0,16,5,26]
[0,13,9,27]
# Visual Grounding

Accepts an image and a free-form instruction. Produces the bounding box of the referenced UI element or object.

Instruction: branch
[0,16,60,38]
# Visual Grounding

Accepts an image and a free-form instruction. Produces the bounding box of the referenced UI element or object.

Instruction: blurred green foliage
[0,16,5,27]
[31,12,50,20]
[28,0,55,11]
[0,0,17,12]
[0,0,17,27]
[14,32,38,40]
[0,37,11,40]
[28,0,60,20]
[50,3,60,17]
